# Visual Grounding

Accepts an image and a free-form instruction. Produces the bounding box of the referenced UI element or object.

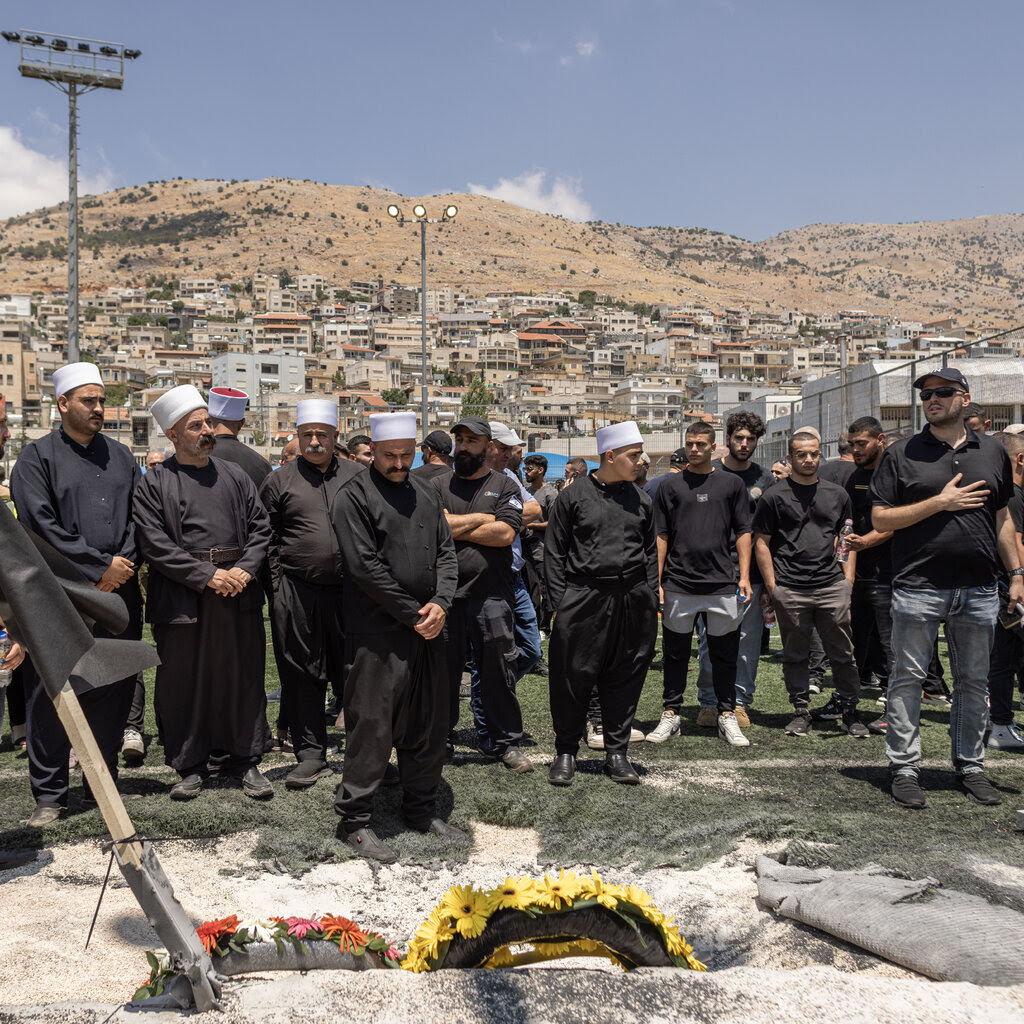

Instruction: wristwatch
[1009,568,1024,577]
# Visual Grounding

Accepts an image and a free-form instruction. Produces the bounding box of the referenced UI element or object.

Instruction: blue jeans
[470,573,542,747]
[887,584,997,774]
[697,584,763,708]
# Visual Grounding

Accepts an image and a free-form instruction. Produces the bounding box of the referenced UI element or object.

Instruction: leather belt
[190,547,242,564]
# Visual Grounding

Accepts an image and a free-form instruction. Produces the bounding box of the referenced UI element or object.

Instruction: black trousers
[989,618,1024,726]
[662,623,740,713]
[25,577,142,806]
[125,673,145,733]
[549,584,657,756]
[851,580,893,688]
[269,575,346,762]
[335,629,448,831]
[445,594,523,754]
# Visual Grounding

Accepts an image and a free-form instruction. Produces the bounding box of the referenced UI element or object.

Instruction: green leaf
[145,951,159,972]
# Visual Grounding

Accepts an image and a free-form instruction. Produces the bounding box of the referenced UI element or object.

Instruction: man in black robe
[11,362,143,825]
[207,387,272,490]
[133,385,273,801]
[259,399,362,789]
[545,421,659,787]
[331,411,461,863]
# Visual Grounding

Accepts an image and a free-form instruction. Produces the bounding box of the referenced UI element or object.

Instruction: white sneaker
[645,710,681,743]
[585,721,605,750]
[718,712,750,747]
[629,726,645,743]
[922,691,951,708]
[808,682,821,695]
[986,722,1024,750]
[122,727,144,761]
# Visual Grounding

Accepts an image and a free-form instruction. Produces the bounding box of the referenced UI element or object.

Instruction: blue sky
[0,0,1020,240]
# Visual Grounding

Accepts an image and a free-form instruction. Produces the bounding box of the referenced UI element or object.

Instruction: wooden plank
[52,682,143,868]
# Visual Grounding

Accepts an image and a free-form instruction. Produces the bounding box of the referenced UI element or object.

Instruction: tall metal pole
[420,220,428,431]
[67,83,80,362]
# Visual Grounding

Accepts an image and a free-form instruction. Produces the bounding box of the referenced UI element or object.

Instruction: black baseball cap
[669,447,687,465]
[421,429,453,454]
[451,416,491,439]
[913,366,969,391]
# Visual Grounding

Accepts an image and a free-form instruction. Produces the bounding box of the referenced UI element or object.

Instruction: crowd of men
[0,362,1021,863]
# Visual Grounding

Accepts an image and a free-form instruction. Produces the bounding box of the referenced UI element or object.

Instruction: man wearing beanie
[133,385,274,801]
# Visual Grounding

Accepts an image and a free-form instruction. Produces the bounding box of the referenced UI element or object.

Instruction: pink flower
[385,945,400,961]
[284,916,321,939]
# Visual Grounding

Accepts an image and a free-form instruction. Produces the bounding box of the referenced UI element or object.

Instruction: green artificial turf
[1,618,1022,909]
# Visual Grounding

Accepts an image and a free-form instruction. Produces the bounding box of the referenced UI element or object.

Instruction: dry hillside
[1,177,1022,321]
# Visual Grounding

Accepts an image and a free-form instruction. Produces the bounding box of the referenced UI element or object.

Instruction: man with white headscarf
[133,385,273,801]
[545,421,658,788]
[259,398,363,789]
[207,386,272,490]
[11,362,143,826]
[331,411,461,863]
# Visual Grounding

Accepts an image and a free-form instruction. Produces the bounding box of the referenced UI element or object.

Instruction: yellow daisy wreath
[402,869,707,973]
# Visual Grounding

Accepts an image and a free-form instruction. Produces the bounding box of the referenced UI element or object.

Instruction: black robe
[133,456,271,771]
[258,455,363,760]
[545,471,659,755]
[210,434,272,491]
[330,465,458,829]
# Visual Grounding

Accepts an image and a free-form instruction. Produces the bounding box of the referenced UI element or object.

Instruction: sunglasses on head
[919,387,965,401]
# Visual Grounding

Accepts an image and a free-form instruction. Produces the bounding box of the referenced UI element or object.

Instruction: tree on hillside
[279,268,294,287]
[578,289,596,309]
[460,377,492,418]
[381,388,408,406]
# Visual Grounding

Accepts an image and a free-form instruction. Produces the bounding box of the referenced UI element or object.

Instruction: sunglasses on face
[919,387,965,401]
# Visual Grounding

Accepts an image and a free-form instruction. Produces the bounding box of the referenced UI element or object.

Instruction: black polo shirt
[846,465,891,584]
[869,425,1012,589]
[655,468,751,596]
[752,477,851,589]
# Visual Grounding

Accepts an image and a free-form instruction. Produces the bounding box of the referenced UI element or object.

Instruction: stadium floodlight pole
[2,31,140,362]
[387,202,458,431]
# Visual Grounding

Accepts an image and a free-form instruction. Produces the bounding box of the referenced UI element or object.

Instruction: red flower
[319,914,368,953]
[195,915,240,954]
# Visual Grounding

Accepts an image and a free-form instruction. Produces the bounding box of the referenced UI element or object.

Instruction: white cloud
[576,38,598,58]
[468,170,593,221]
[0,126,115,218]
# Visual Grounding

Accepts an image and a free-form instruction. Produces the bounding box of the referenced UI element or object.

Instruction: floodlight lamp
[412,204,427,219]
[123,48,141,59]
[444,205,458,220]
[1,31,19,43]
[24,34,43,44]
[52,38,68,51]
[387,204,401,219]
[99,45,118,55]
[77,42,90,52]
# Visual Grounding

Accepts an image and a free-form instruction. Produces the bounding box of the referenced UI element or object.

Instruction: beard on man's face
[454,448,486,477]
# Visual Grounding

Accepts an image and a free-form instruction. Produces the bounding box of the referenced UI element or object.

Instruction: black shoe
[285,760,331,790]
[500,747,534,774]
[867,714,888,734]
[891,770,926,809]
[784,711,812,736]
[170,773,203,801]
[241,767,273,799]
[345,827,397,864]
[548,753,575,787]
[409,817,469,841]
[810,696,843,721]
[603,753,640,785]
[267,687,282,703]
[959,771,1002,806]
[531,658,549,678]
[26,802,63,827]
[840,712,870,738]
[324,697,340,720]
[445,741,455,762]
[382,762,401,786]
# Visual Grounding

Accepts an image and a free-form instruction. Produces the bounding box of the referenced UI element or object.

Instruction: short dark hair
[685,421,715,441]
[347,434,371,450]
[962,402,985,421]
[996,432,1024,458]
[848,416,884,437]
[566,457,588,474]
[789,431,820,453]
[836,436,852,456]
[524,454,548,472]
[726,411,766,439]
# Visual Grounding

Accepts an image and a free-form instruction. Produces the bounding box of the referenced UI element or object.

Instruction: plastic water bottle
[760,594,776,628]
[836,519,854,563]
[0,629,11,690]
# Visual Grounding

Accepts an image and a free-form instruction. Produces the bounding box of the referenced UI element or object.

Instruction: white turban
[297,399,338,428]
[52,362,102,398]
[369,410,417,442]
[208,387,249,420]
[595,421,643,454]
[151,385,207,433]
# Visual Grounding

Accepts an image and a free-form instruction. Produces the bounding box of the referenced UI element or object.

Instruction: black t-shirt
[752,477,852,589]
[846,465,891,584]
[711,458,773,585]
[1009,484,1024,535]
[818,460,856,488]
[410,462,451,482]
[869,426,1012,589]
[655,468,751,596]
[433,469,522,601]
